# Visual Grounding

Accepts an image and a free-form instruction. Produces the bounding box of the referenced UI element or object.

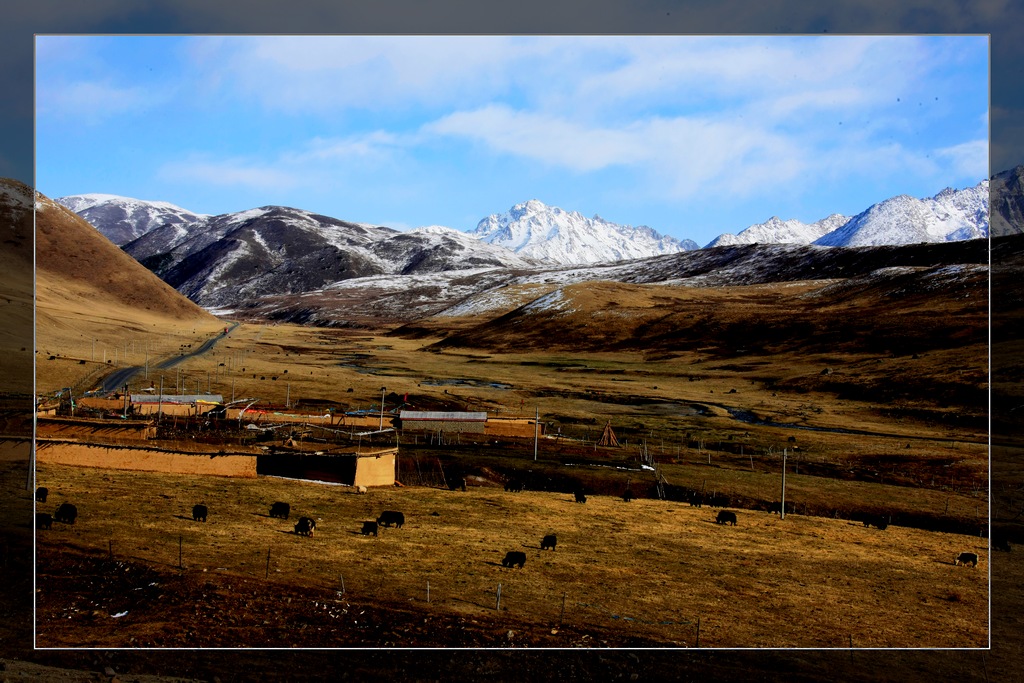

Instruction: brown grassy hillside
[35,461,987,649]
[426,272,988,359]
[0,179,36,396]
[34,190,216,322]
[32,188,224,393]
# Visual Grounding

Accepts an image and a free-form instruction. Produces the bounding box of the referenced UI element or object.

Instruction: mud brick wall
[36,440,257,477]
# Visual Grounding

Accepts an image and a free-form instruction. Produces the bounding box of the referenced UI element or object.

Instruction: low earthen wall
[0,438,30,461]
[484,420,544,438]
[354,451,396,488]
[36,440,257,477]
[36,417,157,441]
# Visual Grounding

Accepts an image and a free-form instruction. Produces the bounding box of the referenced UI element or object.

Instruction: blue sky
[36,35,988,246]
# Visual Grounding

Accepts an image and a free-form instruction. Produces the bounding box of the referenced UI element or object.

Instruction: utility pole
[533,406,539,461]
[379,386,386,430]
[158,376,163,423]
[780,448,788,520]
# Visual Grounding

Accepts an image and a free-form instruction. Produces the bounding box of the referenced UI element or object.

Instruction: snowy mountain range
[23,175,1012,328]
[55,193,209,246]
[50,177,994,314]
[706,180,989,249]
[117,205,540,310]
[991,166,1024,237]
[58,179,991,273]
[815,181,989,247]
[472,199,699,264]
[706,214,852,248]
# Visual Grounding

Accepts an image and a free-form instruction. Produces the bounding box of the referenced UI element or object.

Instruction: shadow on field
[449,595,490,610]
[173,515,200,522]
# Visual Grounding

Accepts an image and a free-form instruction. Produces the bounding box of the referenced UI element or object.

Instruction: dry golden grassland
[30,269,996,651]
[36,318,989,527]
[36,461,987,649]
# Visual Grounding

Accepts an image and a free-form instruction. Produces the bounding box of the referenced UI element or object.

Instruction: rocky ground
[34,542,661,650]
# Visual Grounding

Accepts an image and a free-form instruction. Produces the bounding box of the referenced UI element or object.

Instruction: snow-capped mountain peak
[56,193,210,246]
[814,180,988,247]
[472,199,697,265]
[705,214,851,248]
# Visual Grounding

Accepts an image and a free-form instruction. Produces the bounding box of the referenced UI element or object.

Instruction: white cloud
[424,104,807,199]
[424,105,647,172]
[934,139,989,179]
[37,79,162,123]
[158,156,296,191]
[189,35,549,114]
[287,131,407,165]
[39,34,988,228]
[184,35,927,124]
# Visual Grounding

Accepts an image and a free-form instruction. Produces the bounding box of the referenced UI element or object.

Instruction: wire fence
[56,532,701,646]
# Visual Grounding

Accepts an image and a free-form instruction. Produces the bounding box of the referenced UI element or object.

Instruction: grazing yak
[863,514,890,530]
[54,503,77,525]
[768,501,783,514]
[36,512,52,530]
[192,504,208,522]
[955,552,979,567]
[574,490,587,504]
[35,487,48,503]
[689,493,704,508]
[716,510,738,526]
[541,534,557,551]
[294,517,317,537]
[377,510,405,529]
[504,480,525,493]
[361,521,379,536]
[622,490,635,503]
[992,530,1012,552]
[707,494,730,508]
[502,551,527,568]
[270,501,291,519]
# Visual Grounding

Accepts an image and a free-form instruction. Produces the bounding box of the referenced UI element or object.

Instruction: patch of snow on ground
[204,306,238,316]
[249,229,277,259]
[230,207,273,223]
[200,240,254,297]
[521,288,572,315]
[436,289,518,317]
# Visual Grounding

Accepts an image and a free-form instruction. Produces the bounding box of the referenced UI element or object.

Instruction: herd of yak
[33,479,1005,570]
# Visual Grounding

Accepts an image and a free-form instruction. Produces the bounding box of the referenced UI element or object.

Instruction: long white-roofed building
[398,411,487,433]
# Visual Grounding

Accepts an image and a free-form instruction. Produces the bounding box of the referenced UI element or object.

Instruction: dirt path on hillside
[96,323,238,394]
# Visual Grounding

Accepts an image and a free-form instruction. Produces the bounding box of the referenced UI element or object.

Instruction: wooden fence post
[265,549,271,579]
